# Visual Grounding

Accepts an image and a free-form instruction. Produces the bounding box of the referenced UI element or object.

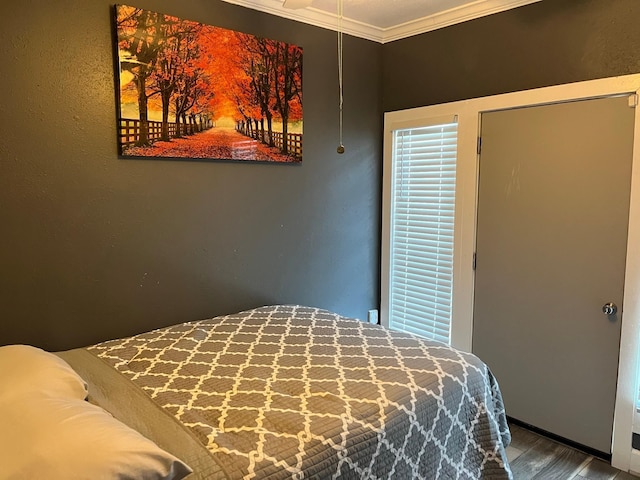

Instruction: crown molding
[221,0,382,42]
[382,0,542,43]
[220,0,542,43]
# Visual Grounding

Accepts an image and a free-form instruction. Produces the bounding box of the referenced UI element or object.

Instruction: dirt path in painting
[124,127,299,162]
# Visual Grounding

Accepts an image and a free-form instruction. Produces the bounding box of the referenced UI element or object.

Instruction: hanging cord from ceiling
[337,0,345,154]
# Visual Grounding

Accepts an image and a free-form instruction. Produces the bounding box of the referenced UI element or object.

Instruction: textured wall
[382,0,640,112]
[0,0,382,350]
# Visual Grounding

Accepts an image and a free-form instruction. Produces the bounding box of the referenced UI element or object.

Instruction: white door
[472,95,634,454]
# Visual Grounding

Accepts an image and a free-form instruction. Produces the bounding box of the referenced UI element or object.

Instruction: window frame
[382,114,477,351]
[383,117,459,345]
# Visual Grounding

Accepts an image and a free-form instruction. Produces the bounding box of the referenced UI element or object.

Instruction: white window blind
[388,122,458,344]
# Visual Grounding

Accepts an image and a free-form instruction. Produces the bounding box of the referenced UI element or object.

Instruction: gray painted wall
[383,0,640,112]
[0,0,382,350]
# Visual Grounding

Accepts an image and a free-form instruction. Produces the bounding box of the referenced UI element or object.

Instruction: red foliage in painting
[115,5,303,161]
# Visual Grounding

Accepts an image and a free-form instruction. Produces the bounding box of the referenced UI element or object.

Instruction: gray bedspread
[78,305,512,479]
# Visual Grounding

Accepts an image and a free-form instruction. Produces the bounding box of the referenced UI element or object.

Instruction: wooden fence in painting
[272,131,302,158]
[236,125,302,158]
[119,118,212,147]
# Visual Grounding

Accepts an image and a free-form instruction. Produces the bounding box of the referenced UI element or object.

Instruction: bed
[1,305,512,479]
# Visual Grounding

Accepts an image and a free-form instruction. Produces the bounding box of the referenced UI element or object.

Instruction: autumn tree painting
[115,5,303,162]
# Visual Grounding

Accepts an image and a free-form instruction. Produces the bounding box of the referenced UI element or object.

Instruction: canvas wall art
[114,5,303,163]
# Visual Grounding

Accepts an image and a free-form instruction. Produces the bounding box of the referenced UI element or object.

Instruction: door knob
[602,302,617,315]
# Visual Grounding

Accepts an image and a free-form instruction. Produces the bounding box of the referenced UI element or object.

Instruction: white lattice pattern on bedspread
[89,305,512,479]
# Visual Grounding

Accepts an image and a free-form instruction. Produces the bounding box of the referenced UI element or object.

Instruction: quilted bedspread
[89,305,512,479]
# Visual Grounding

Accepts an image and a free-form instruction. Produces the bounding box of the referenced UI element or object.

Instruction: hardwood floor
[506,423,639,479]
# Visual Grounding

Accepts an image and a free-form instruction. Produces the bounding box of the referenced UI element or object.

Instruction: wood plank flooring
[507,423,639,479]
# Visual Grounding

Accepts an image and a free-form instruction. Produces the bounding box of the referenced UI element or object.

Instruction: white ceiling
[220,0,541,43]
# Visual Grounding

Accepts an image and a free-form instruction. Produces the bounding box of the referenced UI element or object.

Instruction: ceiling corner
[220,0,542,44]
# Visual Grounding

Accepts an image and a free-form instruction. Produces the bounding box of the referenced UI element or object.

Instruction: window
[384,121,458,345]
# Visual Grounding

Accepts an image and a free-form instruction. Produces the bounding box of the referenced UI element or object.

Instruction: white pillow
[0,345,192,480]
[0,344,87,400]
